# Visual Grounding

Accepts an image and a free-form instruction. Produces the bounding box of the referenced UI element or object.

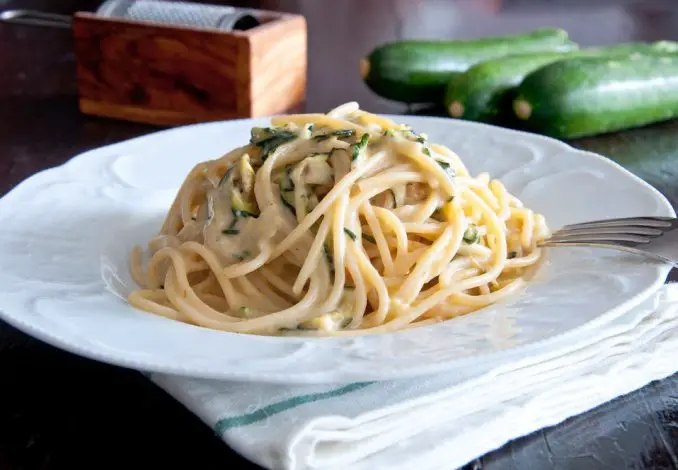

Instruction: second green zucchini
[513,52,678,139]
[444,41,678,123]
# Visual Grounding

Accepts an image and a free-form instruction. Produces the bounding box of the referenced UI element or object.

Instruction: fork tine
[546,232,652,245]
[553,226,665,237]
[562,216,674,230]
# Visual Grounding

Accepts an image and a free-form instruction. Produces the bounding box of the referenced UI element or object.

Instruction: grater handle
[0,9,72,29]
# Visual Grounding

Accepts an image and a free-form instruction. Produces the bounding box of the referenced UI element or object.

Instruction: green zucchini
[513,53,678,139]
[231,190,259,217]
[463,226,480,244]
[445,51,574,123]
[445,41,678,123]
[361,28,577,104]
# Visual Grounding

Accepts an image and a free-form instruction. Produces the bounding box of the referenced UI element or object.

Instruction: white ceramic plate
[0,116,674,384]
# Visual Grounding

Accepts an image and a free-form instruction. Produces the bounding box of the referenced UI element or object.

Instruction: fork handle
[541,241,677,267]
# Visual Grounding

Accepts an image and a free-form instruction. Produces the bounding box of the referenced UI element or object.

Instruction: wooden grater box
[71,10,307,126]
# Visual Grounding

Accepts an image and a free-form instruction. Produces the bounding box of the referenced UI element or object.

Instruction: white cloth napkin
[151,284,678,470]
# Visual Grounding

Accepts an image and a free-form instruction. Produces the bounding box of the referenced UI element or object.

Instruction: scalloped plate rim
[0,114,674,384]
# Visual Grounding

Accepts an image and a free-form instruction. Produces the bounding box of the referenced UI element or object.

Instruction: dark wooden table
[2,0,678,469]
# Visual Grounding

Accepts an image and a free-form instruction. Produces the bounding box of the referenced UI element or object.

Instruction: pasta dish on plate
[128,102,549,336]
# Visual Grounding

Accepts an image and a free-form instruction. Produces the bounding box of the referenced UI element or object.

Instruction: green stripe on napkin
[215,382,373,434]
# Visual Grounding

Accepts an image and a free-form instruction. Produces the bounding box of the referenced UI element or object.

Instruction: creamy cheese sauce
[128,102,549,336]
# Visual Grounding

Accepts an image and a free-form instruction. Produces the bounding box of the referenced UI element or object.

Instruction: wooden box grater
[70,8,307,126]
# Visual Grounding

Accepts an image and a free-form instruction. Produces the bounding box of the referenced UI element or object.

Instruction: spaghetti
[128,102,549,336]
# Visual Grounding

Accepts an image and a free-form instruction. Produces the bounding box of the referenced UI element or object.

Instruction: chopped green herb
[239,306,251,316]
[254,130,297,160]
[413,135,432,157]
[232,208,257,219]
[344,228,357,241]
[280,190,296,215]
[436,160,456,176]
[233,250,251,261]
[314,129,356,141]
[323,244,335,272]
[363,234,377,244]
[250,127,274,144]
[507,251,517,259]
[383,129,395,137]
[351,133,370,161]
[306,124,314,133]
[222,216,239,235]
[437,161,453,173]
[334,129,356,138]
[262,133,297,159]
[463,226,480,244]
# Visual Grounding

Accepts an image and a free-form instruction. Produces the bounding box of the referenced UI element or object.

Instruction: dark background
[1,1,678,469]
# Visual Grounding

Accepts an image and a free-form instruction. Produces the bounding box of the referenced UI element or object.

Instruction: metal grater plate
[96,0,258,30]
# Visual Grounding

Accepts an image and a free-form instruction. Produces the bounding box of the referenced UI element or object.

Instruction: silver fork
[539,216,678,266]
